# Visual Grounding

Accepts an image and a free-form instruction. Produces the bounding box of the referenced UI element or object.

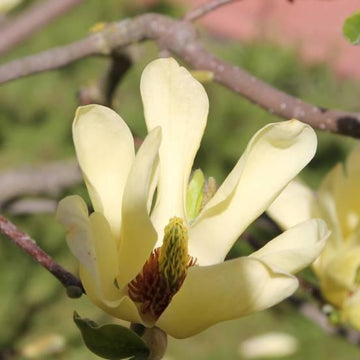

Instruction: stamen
[128,217,196,319]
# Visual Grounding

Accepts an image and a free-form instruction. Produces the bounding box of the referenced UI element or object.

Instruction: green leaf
[186,169,205,221]
[73,312,149,359]
[343,11,360,45]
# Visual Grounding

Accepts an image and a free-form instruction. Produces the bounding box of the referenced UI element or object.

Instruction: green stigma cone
[159,217,189,290]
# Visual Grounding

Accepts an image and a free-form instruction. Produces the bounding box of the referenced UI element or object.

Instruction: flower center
[128,217,196,320]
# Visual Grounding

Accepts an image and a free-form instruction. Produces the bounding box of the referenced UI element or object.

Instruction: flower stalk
[131,324,167,360]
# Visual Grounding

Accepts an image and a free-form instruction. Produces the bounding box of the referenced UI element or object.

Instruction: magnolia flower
[57,58,328,339]
[268,146,360,329]
[0,0,22,14]
[238,332,298,359]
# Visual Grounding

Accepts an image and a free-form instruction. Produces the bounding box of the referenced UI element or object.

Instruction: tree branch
[290,300,360,345]
[0,215,84,293]
[0,160,81,205]
[78,50,133,107]
[0,14,359,137]
[5,198,57,215]
[0,0,83,56]
[184,0,241,22]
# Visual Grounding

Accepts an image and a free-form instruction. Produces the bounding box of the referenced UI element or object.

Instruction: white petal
[117,128,161,287]
[251,219,329,274]
[189,120,317,265]
[267,180,315,230]
[156,257,297,338]
[140,58,209,238]
[73,105,135,240]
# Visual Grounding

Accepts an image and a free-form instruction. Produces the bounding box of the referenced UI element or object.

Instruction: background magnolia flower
[238,332,299,359]
[268,146,360,329]
[57,57,328,339]
[0,0,22,14]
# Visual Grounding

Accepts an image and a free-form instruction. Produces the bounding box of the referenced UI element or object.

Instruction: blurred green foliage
[1,1,360,359]
[343,11,360,45]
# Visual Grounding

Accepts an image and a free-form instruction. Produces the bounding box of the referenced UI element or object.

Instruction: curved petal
[117,128,161,287]
[79,265,144,325]
[189,120,317,265]
[56,195,121,302]
[56,195,98,288]
[73,105,135,240]
[330,148,360,241]
[341,291,360,331]
[156,257,297,338]
[267,180,315,230]
[346,145,360,176]
[140,58,209,238]
[313,164,344,276]
[89,212,119,302]
[320,247,360,306]
[251,219,329,274]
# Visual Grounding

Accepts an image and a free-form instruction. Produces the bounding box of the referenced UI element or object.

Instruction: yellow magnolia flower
[238,332,298,359]
[57,58,328,339]
[268,146,360,329]
[0,0,22,14]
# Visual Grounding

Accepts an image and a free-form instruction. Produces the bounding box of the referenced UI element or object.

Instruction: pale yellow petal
[189,120,317,265]
[0,0,22,14]
[73,105,135,240]
[313,164,345,276]
[56,195,98,288]
[140,58,209,238]
[251,219,329,274]
[57,195,122,303]
[79,265,144,325]
[346,145,360,176]
[330,148,360,241]
[341,291,360,331]
[239,332,299,359]
[117,128,161,287]
[157,257,297,338]
[267,180,315,230]
[320,247,360,306]
[89,212,119,302]
[318,164,345,243]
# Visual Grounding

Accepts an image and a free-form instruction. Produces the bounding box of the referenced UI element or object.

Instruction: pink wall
[185,0,360,78]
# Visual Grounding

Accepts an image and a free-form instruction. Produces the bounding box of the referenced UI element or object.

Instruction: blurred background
[1,0,360,359]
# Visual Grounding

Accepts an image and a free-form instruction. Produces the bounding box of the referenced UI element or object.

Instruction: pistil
[128,217,196,319]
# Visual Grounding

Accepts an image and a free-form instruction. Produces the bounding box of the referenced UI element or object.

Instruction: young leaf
[343,11,360,45]
[186,169,205,221]
[73,312,149,359]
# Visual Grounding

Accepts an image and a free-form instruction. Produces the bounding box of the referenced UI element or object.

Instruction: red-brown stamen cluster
[128,248,196,319]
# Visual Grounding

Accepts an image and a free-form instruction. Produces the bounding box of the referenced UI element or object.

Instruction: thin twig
[78,50,133,107]
[5,198,57,214]
[184,0,241,22]
[0,215,84,293]
[0,14,360,137]
[289,299,360,345]
[0,0,83,56]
